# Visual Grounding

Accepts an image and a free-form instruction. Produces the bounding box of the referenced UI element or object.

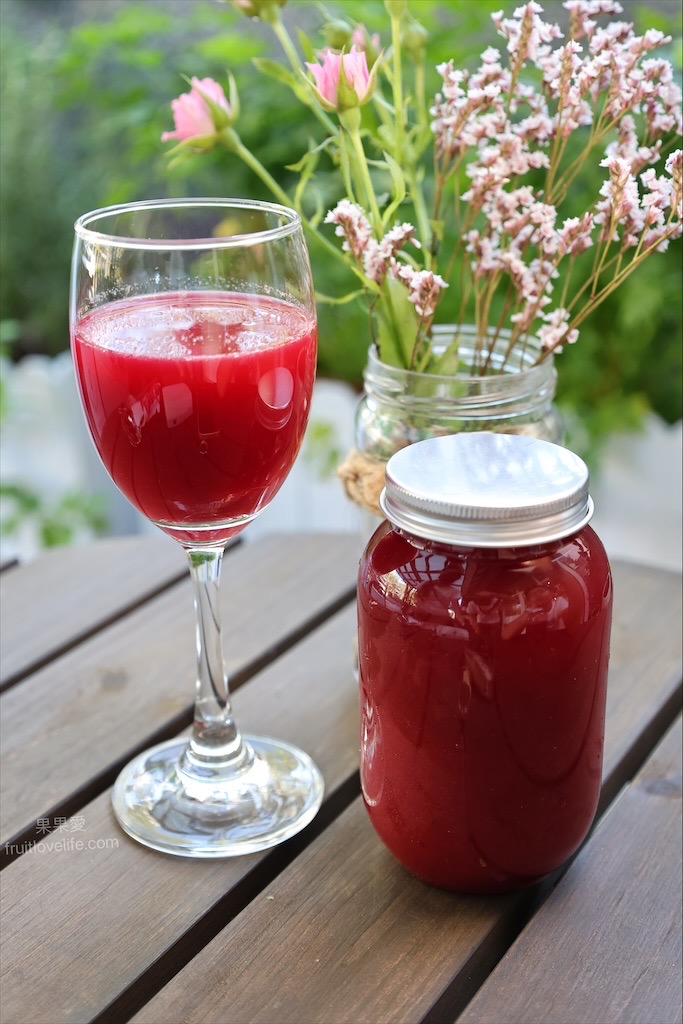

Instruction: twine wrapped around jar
[337,448,386,517]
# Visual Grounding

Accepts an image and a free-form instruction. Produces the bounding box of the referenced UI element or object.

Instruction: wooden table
[1,532,681,1024]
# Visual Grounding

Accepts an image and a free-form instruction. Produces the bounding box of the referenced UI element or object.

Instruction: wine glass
[70,198,323,857]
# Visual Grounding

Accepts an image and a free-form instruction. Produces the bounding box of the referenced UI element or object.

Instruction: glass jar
[348,326,563,520]
[357,433,613,893]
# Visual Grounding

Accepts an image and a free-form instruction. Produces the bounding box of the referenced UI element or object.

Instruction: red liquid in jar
[72,292,316,544]
[358,520,613,893]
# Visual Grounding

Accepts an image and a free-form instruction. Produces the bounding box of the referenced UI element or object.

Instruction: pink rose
[352,26,379,51]
[351,25,381,65]
[162,78,233,145]
[305,48,377,113]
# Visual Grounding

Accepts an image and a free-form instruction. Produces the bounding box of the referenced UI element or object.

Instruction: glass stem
[181,546,251,778]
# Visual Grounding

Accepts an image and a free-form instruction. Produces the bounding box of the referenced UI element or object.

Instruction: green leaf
[303,419,342,479]
[41,520,73,548]
[380,150,406,228]
[252,56,311,104]
[252,57,299,90]
[316,288,367,305]
[0,484,41,514]
[426,339,462,375]
[307,188,326,230]
[296,27,315,64]
[375,276,418,367]
[429,219,445,242]
[286,136,331,173]
[376,123,395,152]
[293,158,319,210]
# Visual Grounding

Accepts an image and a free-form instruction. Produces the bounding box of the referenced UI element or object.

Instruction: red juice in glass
[357,433,613,894]
[71,292,317,544]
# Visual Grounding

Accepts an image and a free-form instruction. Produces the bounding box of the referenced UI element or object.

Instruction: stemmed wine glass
[70,198,323,857]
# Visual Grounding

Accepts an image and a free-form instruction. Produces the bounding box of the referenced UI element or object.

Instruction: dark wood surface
[458,719,682,1024]
[0,534,681,1024]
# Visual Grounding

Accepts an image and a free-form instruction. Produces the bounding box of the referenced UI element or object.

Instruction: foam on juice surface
[78,292,309,358]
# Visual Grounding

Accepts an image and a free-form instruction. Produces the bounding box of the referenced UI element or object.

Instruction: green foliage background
[1,0,681,468]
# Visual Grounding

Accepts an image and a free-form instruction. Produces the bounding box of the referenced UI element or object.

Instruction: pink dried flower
[325,204,420,283]
[639,168,672,233]
[539,39,581,103]
[564,1,624,42]
[665,151,683,217]
[325,200,373,261]
[431,60,505,162]
[363,224,420,284]
[492,2,562,66]
[473,132,550,182]
[479,188,559,256]
[641,225,680,254]
[482,185,534,233]
[466,230,505,276]
[161,78,234,144]
[605,114,662,175]
[391,264,448,318]
[461,167,512,214]
[589,22,633,56]
[513,108,556,145]
[595,156,641,243]
[430,0,680,366]
[537,307,579,353]
[557,213,595,256]
[632,29,672,57]
[639,60,683,137]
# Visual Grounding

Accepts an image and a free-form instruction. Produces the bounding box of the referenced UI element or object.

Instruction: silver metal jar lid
[379,432,594,548]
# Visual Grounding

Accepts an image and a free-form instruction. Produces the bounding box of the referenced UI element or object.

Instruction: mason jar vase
[356,325,563,469]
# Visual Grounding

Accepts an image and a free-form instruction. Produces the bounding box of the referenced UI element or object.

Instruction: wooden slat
[0,533,361,847]
[0,603,360,1024]
[0,533,183,688]
[456,719,683,1024]
[598,561,682,806]
[119,562,683,1024]
[131,796,524,1024]
[127,689,683,1024]
[0,556,680,1024]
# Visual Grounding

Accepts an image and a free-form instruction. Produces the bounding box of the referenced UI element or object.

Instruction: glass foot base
[111,735,324,858]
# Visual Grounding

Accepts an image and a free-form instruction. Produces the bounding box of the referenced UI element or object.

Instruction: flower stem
[223,128,293,207]
[408,168,432,266]
[390,10,405,162]
[414,60,427,136]
[270,15,337,135]
[338,131,358,205]
[348,126,383,234]
[222,128,363,278]
[571,224,679,330]
[591,214,618,297]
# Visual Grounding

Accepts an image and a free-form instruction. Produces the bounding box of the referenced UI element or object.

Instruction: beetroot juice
[357,433,613,893]
[72,292,316,544]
